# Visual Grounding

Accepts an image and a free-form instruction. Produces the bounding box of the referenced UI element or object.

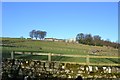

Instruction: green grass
[1,38,119,64]
[15,54,48,60]
[90,58,119,64]
[52,56,86,62]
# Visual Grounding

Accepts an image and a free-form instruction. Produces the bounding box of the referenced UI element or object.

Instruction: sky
[2,2,118,42]
[1,0,119,2]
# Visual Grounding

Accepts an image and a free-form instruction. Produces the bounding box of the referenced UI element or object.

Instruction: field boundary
[13,51,120,66]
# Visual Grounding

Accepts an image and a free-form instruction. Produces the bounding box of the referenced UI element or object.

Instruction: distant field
[1,38,119,64]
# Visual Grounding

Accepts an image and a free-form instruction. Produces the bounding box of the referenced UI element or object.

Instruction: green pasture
[1,38,119,64]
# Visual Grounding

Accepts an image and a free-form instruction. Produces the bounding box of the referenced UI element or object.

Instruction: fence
[11,51,120,66]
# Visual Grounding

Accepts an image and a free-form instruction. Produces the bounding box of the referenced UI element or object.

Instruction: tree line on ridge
[76,33,119,49]
[29,30,47,40]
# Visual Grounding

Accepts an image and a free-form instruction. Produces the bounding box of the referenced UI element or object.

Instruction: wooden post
[11,51,14,59]
[48,53,51,62]
[31,52,33,55]
[86,55,90,65]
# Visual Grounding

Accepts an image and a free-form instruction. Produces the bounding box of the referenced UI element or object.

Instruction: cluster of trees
[29,30,47,40]
[76,33,119,49]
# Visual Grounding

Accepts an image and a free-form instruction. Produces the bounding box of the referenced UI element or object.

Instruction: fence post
[86,55,90,65]
[11,51,14,59]
[48,53,51,62]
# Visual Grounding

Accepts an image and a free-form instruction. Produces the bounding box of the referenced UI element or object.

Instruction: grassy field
[1,38,119,64]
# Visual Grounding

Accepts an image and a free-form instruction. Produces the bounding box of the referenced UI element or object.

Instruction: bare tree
[76,33,84,43]
[29,30,47,40]
[40,31,47,40]
[29,30,36,39]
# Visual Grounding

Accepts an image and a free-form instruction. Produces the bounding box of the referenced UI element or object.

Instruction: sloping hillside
[1,38,119,64]
[2,38,118,56]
